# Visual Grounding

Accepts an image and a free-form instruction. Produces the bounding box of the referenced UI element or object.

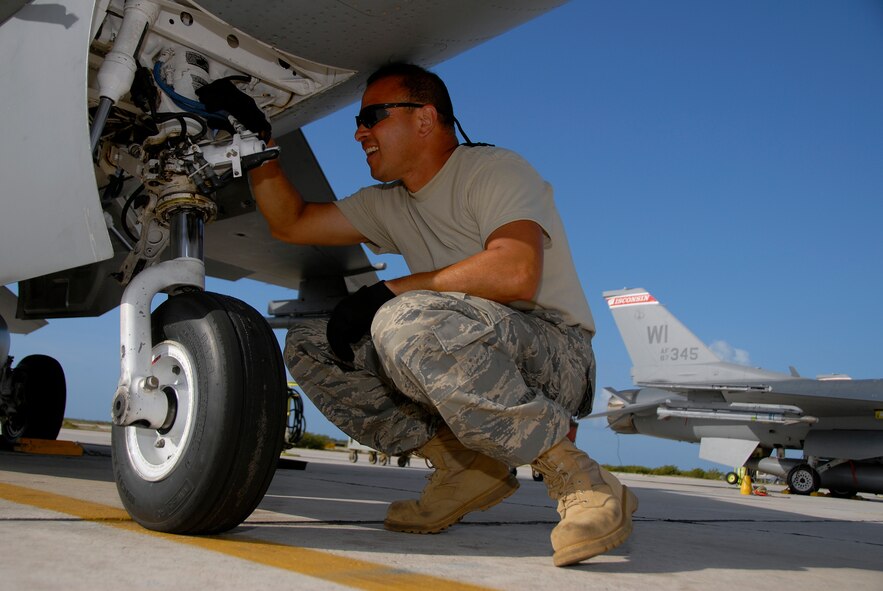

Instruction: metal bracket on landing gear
[112,257,204,428]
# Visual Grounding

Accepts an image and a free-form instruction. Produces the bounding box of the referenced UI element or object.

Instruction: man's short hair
[366,63,456,129]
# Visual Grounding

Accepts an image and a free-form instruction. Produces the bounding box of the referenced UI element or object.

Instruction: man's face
[354,77,422,183]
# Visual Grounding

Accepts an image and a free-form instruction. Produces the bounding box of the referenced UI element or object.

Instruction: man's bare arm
[384,219,544,303]
[248,156,365,246]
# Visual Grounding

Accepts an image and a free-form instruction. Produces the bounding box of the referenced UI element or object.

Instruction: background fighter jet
[0,0,566,534]
[597,288,883,498]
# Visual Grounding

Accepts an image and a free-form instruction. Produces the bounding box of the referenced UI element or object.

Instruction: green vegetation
[603,464,725,481]
[62,420,724,480]
[62,418,112,430]
[291,432,339,450]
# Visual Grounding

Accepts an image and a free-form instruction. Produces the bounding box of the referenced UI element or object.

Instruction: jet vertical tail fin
[603,288,720,384]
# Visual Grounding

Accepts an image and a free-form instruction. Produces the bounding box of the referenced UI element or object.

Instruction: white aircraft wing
[202,129,379,292]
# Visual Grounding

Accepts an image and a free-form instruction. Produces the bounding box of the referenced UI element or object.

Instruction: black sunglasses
[355,103,425,129]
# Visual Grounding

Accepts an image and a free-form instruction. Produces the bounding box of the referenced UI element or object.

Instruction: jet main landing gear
[0,346,66,445]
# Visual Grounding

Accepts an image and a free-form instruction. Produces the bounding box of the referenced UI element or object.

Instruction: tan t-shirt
[335,145,594,333]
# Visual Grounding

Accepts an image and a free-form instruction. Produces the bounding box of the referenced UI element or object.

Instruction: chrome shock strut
[112,192,214,429]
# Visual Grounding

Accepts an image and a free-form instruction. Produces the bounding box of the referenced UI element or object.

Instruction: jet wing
[203,128,379,292]
[195,0,569,135]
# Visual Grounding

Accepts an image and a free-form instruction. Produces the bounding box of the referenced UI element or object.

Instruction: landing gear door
[0,0,113,285]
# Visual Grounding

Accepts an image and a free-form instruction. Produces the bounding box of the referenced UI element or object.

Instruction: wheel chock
[13,438,84,456]
[277,457,308,470]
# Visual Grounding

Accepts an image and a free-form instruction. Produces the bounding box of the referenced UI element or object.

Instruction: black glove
[195,76,271,140]
[326,282,396,363]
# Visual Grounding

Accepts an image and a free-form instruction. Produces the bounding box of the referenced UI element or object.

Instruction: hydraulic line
[91,1,160,154]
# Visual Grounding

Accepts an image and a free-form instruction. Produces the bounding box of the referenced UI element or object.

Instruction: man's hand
[196,76,271,140]
[326,282,396,362]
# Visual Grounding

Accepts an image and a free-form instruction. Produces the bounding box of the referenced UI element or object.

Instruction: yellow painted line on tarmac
[0,482,130,521]
[0,482,496,591]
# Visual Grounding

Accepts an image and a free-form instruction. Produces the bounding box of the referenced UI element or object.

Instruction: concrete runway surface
[1,426,881,590]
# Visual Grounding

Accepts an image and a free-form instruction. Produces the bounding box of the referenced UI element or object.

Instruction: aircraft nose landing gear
[109,153,286,535]
[84,0,289,535]
[113,290,288,534]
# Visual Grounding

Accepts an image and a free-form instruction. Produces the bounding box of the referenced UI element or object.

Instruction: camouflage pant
[284,290,594,466]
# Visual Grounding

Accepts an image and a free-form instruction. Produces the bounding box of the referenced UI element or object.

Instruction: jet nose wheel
[112,292,287,534]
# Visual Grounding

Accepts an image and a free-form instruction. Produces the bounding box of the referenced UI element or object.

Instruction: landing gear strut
[87,0,287,534]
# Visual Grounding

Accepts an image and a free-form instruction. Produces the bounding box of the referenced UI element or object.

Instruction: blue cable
[151,61,229,126]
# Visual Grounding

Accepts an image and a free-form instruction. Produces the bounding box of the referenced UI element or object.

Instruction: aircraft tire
[725,471,740,486]
[787,463,821,495]
[111,292,287,534]
[2,354,66,443]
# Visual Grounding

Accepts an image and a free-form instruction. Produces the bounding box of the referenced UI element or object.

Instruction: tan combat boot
[532,438,636,566]
[384,426,519,533]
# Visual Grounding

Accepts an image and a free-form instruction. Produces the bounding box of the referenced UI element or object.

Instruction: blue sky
[11,1,883,470]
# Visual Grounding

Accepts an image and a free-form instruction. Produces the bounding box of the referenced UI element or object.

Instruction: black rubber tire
[349,450,358,463]
[397,455,409,468]
[2,354,66,443]
[725,471,740,486]
[111,292,287,534]
[787,463,821,495]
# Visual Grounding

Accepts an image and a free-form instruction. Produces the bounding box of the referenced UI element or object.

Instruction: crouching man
[246,63,635,566]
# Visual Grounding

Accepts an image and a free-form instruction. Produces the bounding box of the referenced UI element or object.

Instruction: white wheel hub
[124,341,197,481]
